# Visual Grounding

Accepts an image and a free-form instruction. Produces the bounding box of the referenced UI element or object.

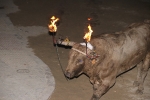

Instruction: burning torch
[83,24,93,54]
[48,16,68,81]
[48,16,59,44]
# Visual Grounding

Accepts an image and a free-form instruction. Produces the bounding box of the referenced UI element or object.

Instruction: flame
[83,24,93,42]
[48,16,59,32]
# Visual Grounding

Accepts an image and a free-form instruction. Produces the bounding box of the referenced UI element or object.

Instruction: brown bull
[57,20,150,100]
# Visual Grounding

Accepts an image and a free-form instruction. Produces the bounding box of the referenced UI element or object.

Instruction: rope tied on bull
[57,38,100,64]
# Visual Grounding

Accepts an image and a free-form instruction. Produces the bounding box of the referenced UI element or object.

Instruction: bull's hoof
[133,81,140,87]
[90,97,99,100]
[91,95,100,100]
[135,89,143,95]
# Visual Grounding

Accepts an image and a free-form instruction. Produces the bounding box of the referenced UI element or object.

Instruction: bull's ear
[86,46,95,54]
[57,38,76,46]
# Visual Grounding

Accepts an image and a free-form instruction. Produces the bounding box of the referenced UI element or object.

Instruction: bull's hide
[61,20,150,100]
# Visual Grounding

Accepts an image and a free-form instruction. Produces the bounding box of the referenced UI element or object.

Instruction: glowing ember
[48,16,59,32]
[83,24,93,42]
[87,18,91,21]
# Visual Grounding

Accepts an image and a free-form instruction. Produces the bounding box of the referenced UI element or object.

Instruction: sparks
[87,18,91,21]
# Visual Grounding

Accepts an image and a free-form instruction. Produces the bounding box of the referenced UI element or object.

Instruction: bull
[57,20,150,100]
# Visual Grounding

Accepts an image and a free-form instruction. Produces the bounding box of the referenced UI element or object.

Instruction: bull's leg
[133,61,143,87]
[134,53,150,94]
[91,79,116,100]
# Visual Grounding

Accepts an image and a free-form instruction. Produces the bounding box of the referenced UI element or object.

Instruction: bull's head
[66,44,88,78]
[57,38,99,79]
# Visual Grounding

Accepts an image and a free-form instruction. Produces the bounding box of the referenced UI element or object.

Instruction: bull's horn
[57,38,76,46]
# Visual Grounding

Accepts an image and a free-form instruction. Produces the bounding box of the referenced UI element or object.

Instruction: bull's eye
[76,59,83,64]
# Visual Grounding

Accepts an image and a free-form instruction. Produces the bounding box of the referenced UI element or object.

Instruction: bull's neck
[83,55,105,77]
[83,39,112,77]
[83,61,96,77]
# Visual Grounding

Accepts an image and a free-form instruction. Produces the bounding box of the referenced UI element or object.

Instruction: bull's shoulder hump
[92,32,125,40]
[123,23,150,39]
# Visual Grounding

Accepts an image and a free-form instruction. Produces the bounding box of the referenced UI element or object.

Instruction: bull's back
[111,23,150,73]
[91,23,150,72]
[92,22,150,74]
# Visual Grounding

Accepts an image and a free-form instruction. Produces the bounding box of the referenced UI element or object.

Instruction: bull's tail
[144,19,150,24]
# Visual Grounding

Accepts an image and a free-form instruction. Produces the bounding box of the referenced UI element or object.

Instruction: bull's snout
[65,70,74,79]
[65,71,71,78]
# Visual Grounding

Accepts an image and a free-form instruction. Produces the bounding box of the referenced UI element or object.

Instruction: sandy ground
[0,0,55,100]
[8,0,150,100]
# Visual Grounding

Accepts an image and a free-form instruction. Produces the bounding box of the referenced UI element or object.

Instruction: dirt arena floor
[8,0,150,100]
